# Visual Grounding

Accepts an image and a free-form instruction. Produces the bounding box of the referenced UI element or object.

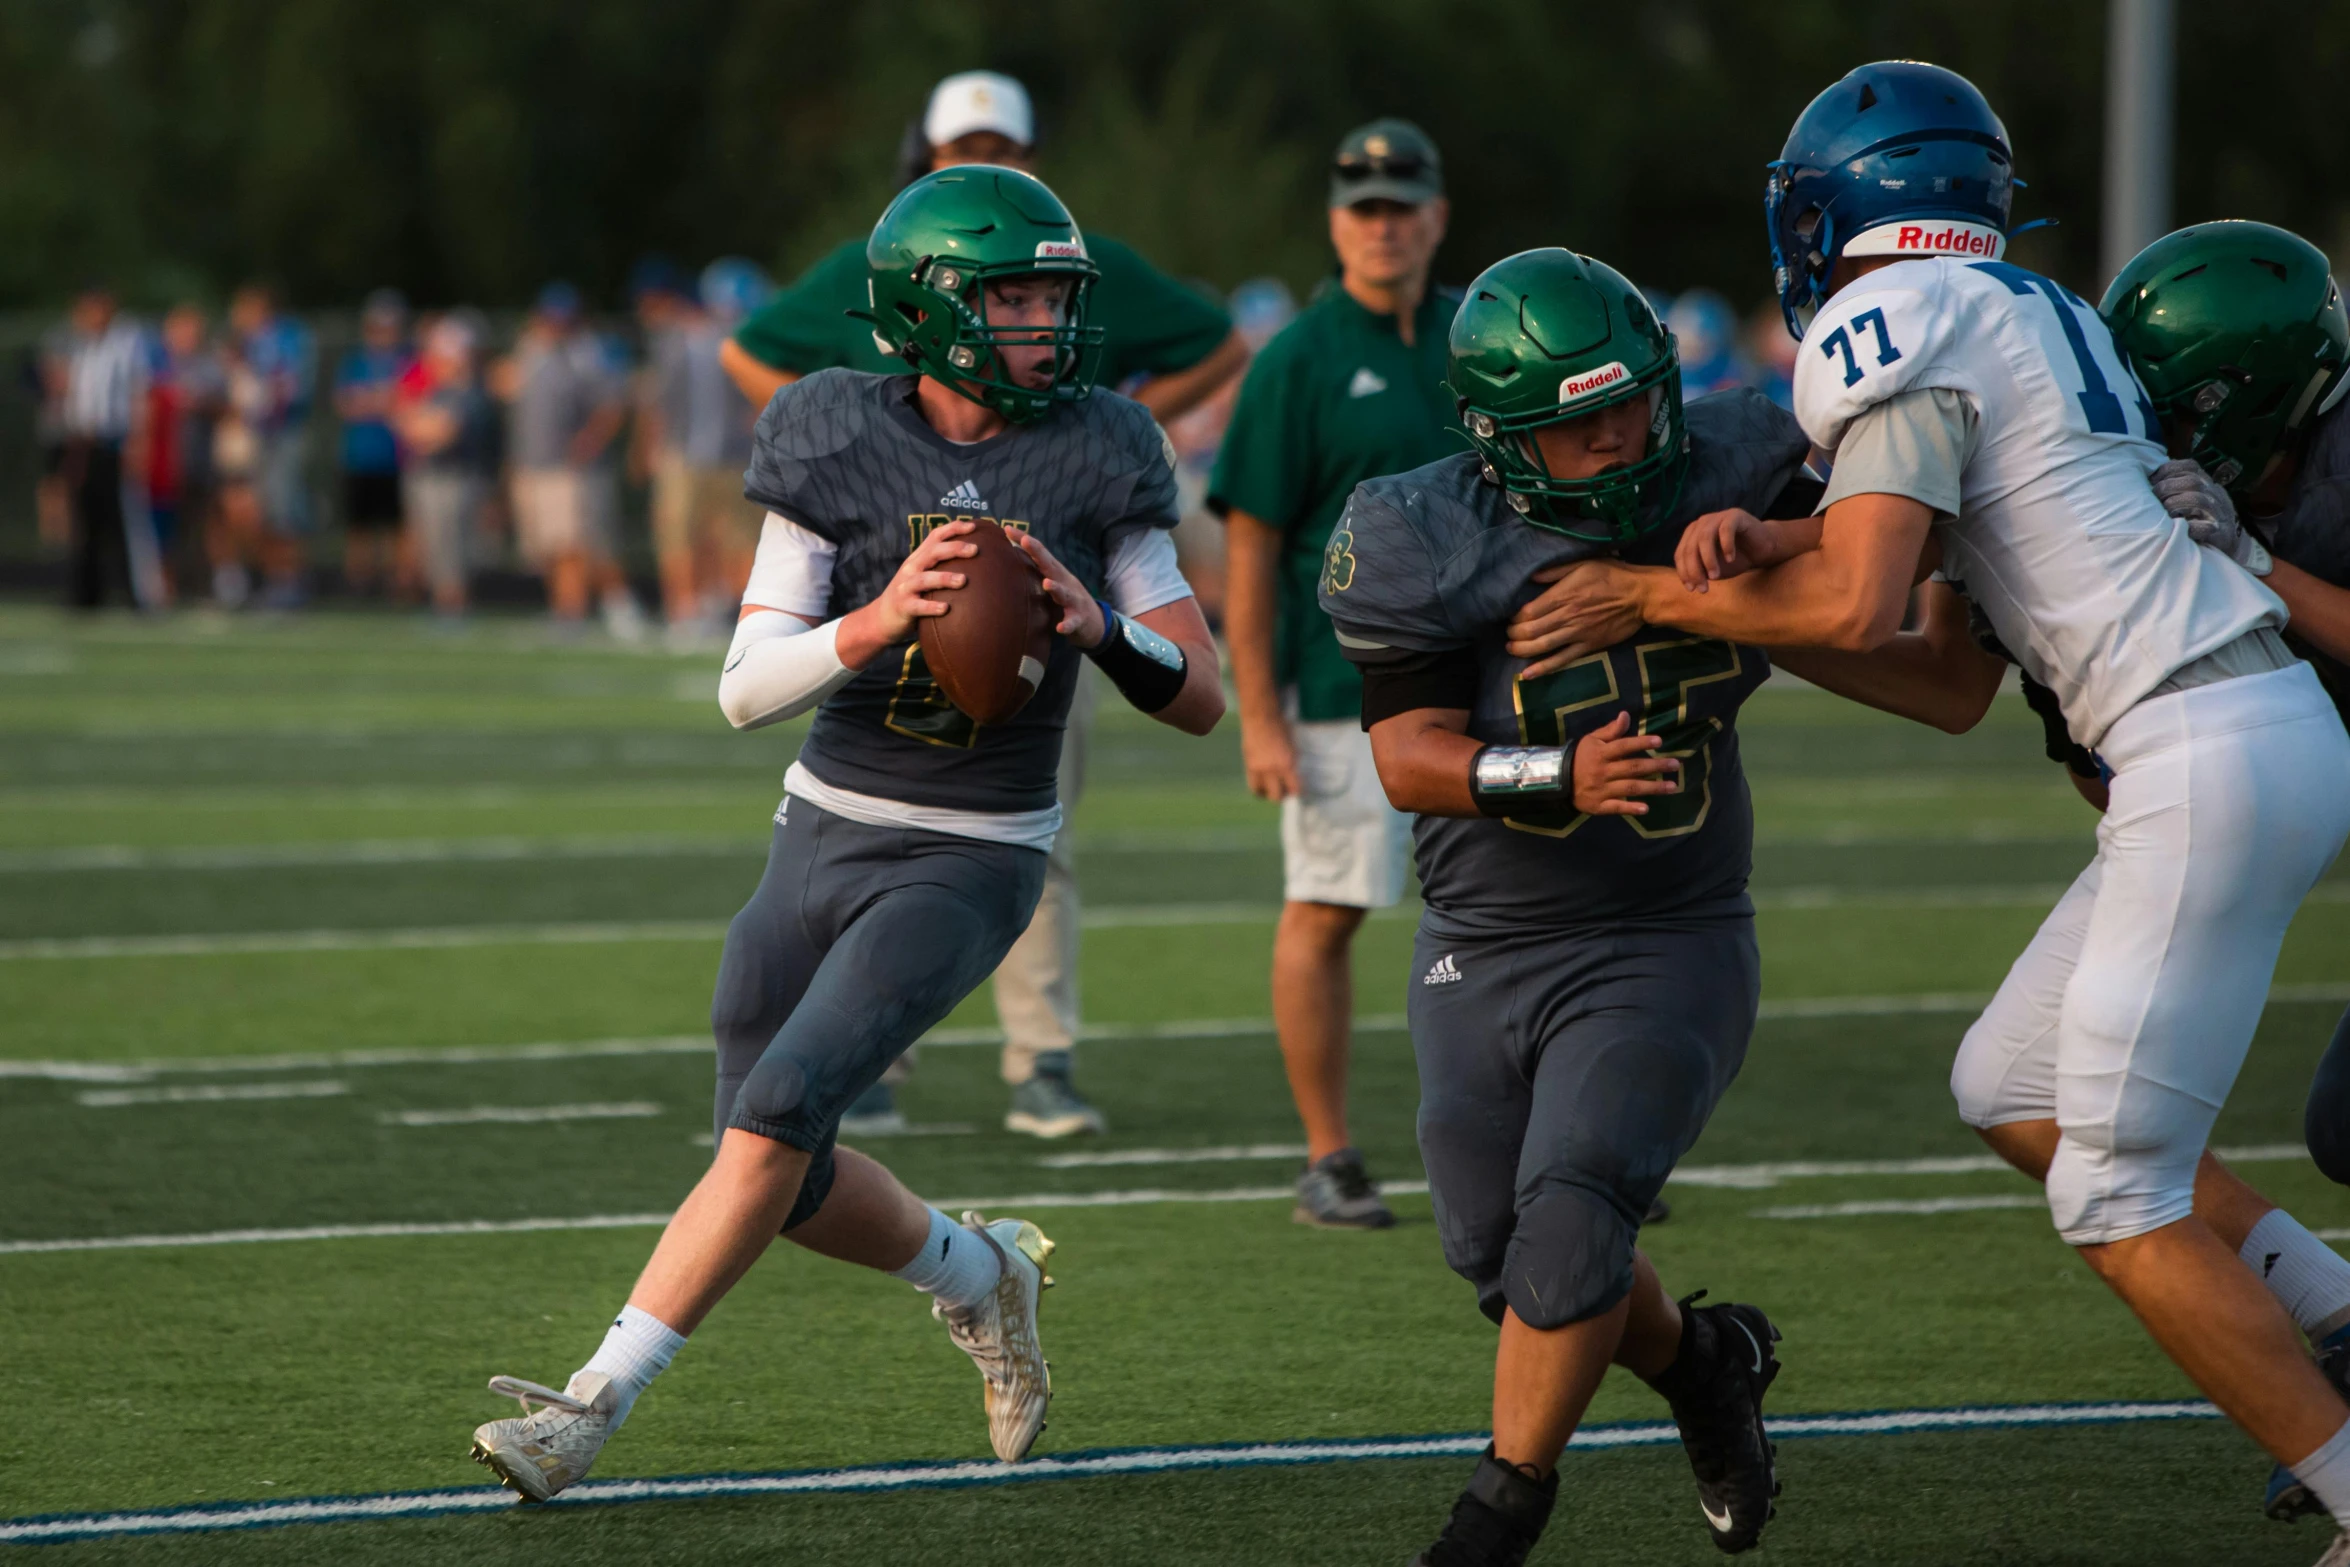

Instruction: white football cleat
[936,1211,1056,1461]
[469,1371,618,1502]
[2316,1532,2350,1567]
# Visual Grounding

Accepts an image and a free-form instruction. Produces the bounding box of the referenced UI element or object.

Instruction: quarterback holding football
[468,164,1222,1499]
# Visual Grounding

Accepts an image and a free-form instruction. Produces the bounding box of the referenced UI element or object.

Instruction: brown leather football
[917,518,1055,726]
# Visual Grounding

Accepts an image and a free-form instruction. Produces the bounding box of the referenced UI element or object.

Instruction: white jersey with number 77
[1793,255,2285,747]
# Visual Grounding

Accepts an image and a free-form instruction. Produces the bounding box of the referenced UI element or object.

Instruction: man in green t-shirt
[1208,119,1461,1229]
[720,73,1246,423]
[721,72,1247,1143]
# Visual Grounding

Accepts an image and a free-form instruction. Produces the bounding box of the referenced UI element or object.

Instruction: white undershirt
[721,510,1194,850]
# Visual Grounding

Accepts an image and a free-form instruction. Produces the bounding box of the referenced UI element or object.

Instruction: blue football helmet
[1766,61,2016,338]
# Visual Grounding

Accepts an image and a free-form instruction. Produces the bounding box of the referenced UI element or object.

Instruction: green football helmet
[1449,248,1688,543]
[2099,220,2350,491]
[862,166,1105,424]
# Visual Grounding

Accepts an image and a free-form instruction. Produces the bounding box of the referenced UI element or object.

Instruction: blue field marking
[0,1400,2220,1544]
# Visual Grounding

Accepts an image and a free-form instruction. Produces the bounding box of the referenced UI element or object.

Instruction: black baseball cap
[1329,118,1443,208]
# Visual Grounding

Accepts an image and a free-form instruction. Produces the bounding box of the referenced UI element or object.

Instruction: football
[917,518,1056,726]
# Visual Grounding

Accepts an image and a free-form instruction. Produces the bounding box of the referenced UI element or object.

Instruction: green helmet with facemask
[2099,221,2350,491]
[1448,248,1688,543]
[863,166,1105,424]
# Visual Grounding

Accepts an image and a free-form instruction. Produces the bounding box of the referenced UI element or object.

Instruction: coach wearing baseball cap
[1209,117,1459,1230]
[721,71,1246,423]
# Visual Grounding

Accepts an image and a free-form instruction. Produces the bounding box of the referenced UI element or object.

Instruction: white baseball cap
[923,71,1034,148]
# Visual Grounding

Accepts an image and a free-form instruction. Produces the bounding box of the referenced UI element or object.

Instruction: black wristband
[1469,743,1573,818]
[1086,600,1188,714]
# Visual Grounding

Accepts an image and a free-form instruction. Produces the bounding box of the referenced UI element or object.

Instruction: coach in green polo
[1209,117,1460,1230]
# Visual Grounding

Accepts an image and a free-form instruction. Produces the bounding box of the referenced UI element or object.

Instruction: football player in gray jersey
[1322,250,1816,1565]
[469,167,1221,1502]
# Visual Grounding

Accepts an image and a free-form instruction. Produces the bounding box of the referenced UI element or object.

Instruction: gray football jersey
[744,370,1179,812]
[1320,389,1811,934]
[2259,398,2350,716]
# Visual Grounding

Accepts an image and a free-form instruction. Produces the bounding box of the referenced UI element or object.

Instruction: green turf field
[3,604,2347,1564]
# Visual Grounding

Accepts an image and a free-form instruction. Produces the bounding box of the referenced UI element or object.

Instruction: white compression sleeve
[717,611,857,730]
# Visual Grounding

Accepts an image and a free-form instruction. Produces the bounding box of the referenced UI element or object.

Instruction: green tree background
[14,0,2349,308]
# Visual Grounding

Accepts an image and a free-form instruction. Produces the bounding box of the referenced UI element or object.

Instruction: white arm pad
[1103,525,1196,616]
[718,611,857,731]
[744,512,838,618]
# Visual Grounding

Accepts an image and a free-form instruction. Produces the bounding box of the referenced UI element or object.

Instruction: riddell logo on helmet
[1848,221,2006,260]
[1035,240,1087,260]
[1558,362,1630,404]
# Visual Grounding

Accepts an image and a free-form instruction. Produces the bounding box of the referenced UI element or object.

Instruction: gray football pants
[1409,916,1759,1329]
[711,800,1046,1228]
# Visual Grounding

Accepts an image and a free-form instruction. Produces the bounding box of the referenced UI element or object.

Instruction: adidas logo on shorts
[941,480,988,511]
[1423,953,1463,986]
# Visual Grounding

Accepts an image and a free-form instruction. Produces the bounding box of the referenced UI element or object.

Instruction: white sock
[890,1208,1001,1310]
[577,1304,686,1430]
[2241,1209,2350,1342]
[2292,1417,2350,1531]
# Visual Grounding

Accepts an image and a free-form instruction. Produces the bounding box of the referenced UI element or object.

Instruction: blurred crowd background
[12,0,2348,628]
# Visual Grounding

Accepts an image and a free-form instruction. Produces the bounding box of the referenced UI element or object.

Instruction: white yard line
[9,882,2342,960]
[0,827,1287,873]
[0,837,759,872]
[74,1081,347,1108]
[1038,1143,1309,1169]
[0,1184,1433,1256]
[380,1102,662,1127]
[0,1399,2220,1542]
[12,989,2350,1084]
[1755,1195,2048,1219]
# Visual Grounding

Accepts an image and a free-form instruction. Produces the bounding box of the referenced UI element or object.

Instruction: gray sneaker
[1295,1148,1395,1229]
[839,1081,906,1137]
[1004,1065,1106,1138]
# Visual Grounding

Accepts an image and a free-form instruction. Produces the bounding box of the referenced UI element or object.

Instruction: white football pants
[1952,662,2350,1245]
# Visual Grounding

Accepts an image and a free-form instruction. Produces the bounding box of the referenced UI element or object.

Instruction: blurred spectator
[33,319,74,549]
[1744,298,1799,410]
[1666,288,1749,398]
[334,288,413,597]
[59,283,148,610]
[208,330,271,607]
[635,257,765,645]
[396,313,497,621]
[494,281,642,638]
[143,303,224,606]
[228,283,318,608]
[1164,277,1297,622]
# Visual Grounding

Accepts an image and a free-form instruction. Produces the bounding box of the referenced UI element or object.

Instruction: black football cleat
[1409,1447,1558,1567]
[1643,1293,1783,1554]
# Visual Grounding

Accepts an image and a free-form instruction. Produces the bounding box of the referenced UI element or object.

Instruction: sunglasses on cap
[1332,153,1430,183]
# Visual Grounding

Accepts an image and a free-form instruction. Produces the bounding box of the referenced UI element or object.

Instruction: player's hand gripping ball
[917,518,1055,725]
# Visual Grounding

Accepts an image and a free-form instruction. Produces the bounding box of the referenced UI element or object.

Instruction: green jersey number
[1511,636,1743,839]
[884,644,979,749]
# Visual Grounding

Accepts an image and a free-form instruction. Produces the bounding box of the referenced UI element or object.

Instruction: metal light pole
[2102,0,2177,288]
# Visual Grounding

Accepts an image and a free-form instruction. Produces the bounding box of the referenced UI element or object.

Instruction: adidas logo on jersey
[941,480,988,511]
[1348,367,1388,398]
[1423,953,1463,986]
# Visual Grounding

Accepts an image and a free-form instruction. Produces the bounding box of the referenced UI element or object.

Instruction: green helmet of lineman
[863,165,1105,424]
[1448,248,1689,543]
[2099,220,2350,491]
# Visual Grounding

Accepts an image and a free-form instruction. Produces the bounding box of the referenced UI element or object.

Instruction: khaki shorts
[653,454,760,560]
[511,468,614,566]
[1280,710,1413,909]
